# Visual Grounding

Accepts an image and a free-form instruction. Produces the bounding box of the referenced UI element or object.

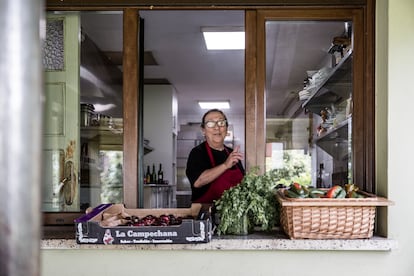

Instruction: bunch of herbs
[214,168,280,235]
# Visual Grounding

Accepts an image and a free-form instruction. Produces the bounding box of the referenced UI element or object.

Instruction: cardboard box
[75,203,212,244]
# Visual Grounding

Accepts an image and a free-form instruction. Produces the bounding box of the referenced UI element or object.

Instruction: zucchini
[309,188,325,195]
[284,189,303,198]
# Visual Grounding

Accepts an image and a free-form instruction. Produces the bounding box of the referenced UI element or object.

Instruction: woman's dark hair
[200,108,228,128]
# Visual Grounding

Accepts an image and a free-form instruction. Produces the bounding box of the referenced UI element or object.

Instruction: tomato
[292,182,301,190]
[326,185,343,198]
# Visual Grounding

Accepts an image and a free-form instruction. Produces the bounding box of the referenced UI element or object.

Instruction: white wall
[382,1,414,274]
[41,1,414,275]
[143,85,177,185]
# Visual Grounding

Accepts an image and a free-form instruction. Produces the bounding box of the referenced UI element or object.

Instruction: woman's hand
[223,145,243,169]
[193,145,243,188]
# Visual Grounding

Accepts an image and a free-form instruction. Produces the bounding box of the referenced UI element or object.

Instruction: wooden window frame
[248,7,374,193]
[44,0,375,227]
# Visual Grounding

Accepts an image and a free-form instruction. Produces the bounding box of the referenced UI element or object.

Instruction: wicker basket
[276,189,393,239]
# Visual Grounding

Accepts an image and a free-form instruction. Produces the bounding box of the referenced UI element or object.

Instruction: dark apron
[193,143,244,204]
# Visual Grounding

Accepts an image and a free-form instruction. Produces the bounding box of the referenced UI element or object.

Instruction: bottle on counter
[151,164,157,184]
[158,163,164,184]
[146,165,151,184]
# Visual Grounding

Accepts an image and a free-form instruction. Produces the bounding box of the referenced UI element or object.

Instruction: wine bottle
[146,165,151,184]
[152,164,157,184]
[157,163,164,184]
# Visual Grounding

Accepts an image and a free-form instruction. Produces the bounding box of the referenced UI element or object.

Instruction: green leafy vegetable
[214,168,280,235]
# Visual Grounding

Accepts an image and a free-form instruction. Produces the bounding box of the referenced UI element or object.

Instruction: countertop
[41,226,397,251]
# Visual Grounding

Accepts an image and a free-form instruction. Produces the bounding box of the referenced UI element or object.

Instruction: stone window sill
[41,227,397,251]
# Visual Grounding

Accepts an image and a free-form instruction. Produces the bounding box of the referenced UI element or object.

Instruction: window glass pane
[140,10,245,207]
[99,150,123,204]
[79,12,124,211]
[265,21,353,188]
[43,19,64,70]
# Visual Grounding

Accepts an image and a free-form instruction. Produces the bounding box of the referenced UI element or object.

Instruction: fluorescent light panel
[198,101,230,109]
[202,27,245,50]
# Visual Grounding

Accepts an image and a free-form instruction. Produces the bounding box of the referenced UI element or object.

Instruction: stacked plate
[298,89,311,101]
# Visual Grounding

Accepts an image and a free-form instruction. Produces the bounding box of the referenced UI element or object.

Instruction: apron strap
[205,142,230,168]
[194,143,243,204]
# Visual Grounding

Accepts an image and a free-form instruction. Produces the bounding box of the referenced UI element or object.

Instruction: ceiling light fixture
[202,27,245,50]
[198,100,230,109]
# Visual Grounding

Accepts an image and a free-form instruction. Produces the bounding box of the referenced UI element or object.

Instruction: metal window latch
[54,161,75,205]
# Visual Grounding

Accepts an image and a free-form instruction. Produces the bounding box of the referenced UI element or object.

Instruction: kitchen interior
[77,10,352,210]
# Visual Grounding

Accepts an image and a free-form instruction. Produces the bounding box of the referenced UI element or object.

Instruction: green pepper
[290,182,305,196]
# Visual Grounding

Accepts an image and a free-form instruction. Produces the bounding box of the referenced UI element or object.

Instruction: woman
[186,109,245,204]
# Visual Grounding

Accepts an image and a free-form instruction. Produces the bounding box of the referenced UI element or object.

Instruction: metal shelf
[302,50,353,113]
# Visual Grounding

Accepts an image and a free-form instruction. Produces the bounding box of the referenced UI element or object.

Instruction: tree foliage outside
[100,150,123,203]
[266,149,311,186]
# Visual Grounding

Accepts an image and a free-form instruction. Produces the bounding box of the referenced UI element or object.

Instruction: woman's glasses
[204,120,227,128]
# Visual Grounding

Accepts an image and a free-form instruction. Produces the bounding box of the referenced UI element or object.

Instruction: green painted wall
[41,1,414,275]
